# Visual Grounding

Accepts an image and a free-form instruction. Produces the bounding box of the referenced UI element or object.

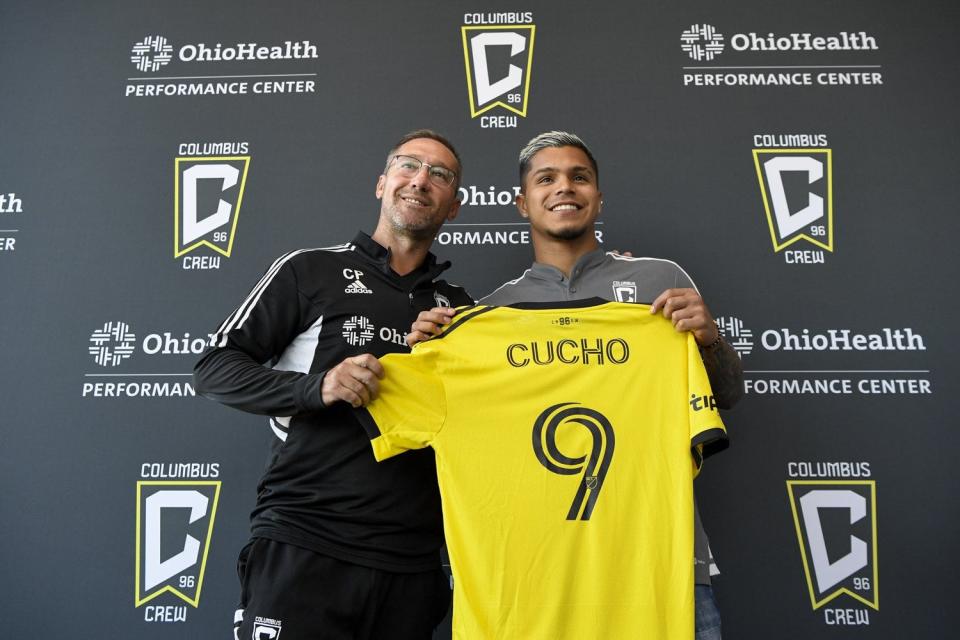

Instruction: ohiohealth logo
[131,36,173,73]
[89,321,137,367]
[342,316,375,347]
[680,24,725,61]
[716,316,754,357]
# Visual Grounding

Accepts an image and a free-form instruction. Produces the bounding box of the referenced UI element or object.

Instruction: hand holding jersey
[321,354,385,408]
[650,287,720,347]
[406,306,458,347]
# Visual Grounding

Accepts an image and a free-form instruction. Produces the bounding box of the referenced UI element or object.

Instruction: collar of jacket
[351,231,453,285]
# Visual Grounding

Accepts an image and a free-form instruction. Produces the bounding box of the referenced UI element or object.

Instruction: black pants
[235,538,451,640]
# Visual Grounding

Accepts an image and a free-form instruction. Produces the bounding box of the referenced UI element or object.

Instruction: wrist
[699,322,722,350]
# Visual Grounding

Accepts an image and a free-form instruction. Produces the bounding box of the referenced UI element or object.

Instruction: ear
[446,199,461,222]
[375,174,385,199]
[515,192,528,218]
[598,192,604,215]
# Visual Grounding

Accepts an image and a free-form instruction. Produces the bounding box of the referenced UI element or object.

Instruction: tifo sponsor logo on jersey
[681,24,883,88]
[533,403,615,521]
[753,135,833,264]
[175,142,250,269]
[461,12,535,128]
[135,464,221,623]
[83,322,212,397]
[717,317,932,396]
[612,281,637,303]
[786,462,878,626]
[342,268,373,294]
[689,394,717,412]
[342,315,375,346]
[125,35,318,98]
[0,190,23,254]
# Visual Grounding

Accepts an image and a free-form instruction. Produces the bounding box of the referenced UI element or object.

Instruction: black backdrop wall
[2,1,958,638]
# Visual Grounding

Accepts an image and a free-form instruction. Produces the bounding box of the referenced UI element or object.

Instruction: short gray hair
[517,131,598,191]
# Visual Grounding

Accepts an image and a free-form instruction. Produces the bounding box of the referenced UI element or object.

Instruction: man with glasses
[195,130,472,640]
[409,131,742,639]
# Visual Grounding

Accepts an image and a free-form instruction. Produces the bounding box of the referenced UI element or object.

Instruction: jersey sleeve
[193,254,326,416]
[664,261,745,410]
[686,333,729,469]
[354,347,447,461]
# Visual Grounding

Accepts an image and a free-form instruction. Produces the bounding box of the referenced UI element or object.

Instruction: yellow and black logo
[135,481,221,608]
[787,480,879,611]
[461,24,535,123]
[174,156,249,259]
[753,149,833,254]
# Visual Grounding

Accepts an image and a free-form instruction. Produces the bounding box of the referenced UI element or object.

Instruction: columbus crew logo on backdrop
[752,134,833,264]
[461,12,535,129]
[174,142,250,270]
[135,476,221,621]
[786,464,878,626]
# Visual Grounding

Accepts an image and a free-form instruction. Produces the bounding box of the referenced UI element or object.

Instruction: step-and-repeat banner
[2,1,956,637]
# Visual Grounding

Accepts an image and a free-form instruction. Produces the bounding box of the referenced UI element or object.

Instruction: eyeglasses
[390,155,457,187]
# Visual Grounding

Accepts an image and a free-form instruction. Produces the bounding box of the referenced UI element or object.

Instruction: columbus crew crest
[175,156,250,258]
[787,480,879,611]
[462,25,536,118]
[753,148,833,253]
[135,481,221,607]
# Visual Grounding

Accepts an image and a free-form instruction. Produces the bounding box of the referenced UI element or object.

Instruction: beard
[386,205,445,241]
[544,222,592,241]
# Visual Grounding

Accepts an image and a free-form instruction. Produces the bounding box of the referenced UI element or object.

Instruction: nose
[554,175,575,193]
[408,164,433,190]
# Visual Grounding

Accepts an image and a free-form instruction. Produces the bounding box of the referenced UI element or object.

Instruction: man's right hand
[406,307,459,347]
[321,354,385,408]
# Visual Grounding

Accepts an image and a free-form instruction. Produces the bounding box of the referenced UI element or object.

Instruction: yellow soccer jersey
[355,299,727,639]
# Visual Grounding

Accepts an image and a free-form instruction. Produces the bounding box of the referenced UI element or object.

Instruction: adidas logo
[345,280,373,294]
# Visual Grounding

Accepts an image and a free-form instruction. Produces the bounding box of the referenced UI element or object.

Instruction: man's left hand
[650,288,719,347]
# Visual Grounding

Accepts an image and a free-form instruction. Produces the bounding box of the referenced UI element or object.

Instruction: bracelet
[700,323,722,350]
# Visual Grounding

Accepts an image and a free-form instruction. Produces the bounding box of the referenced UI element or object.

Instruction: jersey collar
[529,248,608,283]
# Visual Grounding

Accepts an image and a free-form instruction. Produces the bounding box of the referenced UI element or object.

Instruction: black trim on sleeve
[691,427,730,466]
